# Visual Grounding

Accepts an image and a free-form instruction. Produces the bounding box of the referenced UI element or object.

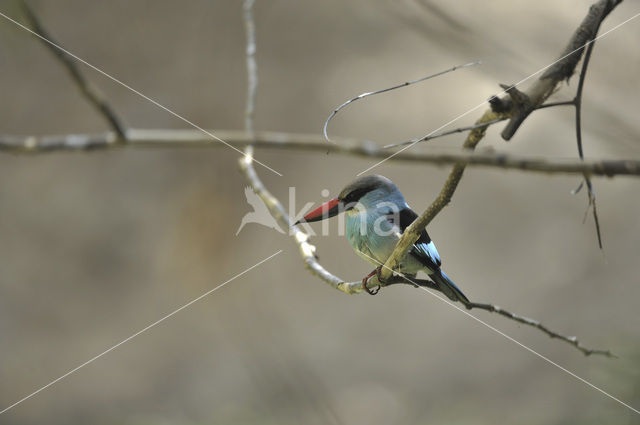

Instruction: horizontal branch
[2,129,639,177]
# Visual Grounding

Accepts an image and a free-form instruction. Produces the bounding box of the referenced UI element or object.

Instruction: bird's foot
[362,268,381,295]
[375,265,386,283]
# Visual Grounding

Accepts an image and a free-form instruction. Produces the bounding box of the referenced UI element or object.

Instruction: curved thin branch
[573,15,604,249]
[323,61,480,142]
[20,1,127,140]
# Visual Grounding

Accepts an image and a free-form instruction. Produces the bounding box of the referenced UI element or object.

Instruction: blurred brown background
[0,1,639,424]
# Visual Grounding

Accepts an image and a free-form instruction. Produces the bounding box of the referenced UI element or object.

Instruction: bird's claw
[362,267,382,295]
[363,279,380,295]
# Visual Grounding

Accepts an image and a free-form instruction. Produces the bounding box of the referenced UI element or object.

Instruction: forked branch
[20,0,127,140]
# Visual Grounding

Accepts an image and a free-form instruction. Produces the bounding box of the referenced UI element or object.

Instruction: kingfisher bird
[296,175,468,302]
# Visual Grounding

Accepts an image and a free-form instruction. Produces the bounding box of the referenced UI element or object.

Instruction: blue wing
[413,240,441,268]
[391,205,442,271]
[391,205,468,302]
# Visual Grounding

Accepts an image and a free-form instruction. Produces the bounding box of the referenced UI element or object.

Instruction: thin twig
[520,5,608,249]
[243,0,257,134]
[383,118,506,148]
[322,61,480,142]
[464,301,615,357]
[536,100,575,109]
[20,1,127,140]
[573,17,604,249]
[373,267,614,357]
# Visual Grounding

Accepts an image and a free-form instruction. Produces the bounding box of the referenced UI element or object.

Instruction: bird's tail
[430,270,469,304]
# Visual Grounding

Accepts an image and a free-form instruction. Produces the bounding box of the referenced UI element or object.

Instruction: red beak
[296,198,341,224]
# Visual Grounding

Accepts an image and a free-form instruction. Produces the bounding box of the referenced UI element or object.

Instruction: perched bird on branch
[296,175,468,301]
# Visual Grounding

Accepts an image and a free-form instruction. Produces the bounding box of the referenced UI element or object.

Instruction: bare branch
[377,276,613,357]
[20,1,127,140]
[379,0,623,283]
[243,0,258,134]
[463,300,615,357]
[536,100,575,109]
[383,118,506,148]
[323,61,480,142]
[2,129,640,177]
[573,17,604,249]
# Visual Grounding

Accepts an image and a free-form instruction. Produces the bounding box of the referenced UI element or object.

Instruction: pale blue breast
[345,209,397,266]
[344,200,430,276]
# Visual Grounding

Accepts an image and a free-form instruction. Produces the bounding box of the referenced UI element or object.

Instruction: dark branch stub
[488,94,512,114]
[498,84,533,141]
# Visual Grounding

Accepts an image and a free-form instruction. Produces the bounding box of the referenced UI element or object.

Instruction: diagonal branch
[464,300,615,357]
[238,147,614,357]
[20,1,127,140]
[379,0,623,283]
[383,118,507,148]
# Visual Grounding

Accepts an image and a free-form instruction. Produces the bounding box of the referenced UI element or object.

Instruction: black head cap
[338,174,399,204]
